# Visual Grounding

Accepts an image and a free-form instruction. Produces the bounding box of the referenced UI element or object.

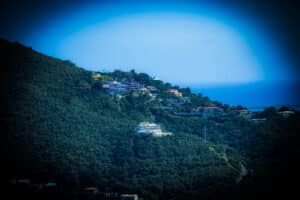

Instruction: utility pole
[203,126,207,141]
[222,145,227,157]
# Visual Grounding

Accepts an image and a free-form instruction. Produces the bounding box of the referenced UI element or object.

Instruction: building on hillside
[168,88,182,97]
[84,187,98,193]
[92,72,101,80]
[124,81,143,90]
[278,110,295,118]
[181,96,191,103]
[107,87,127,95]
[167,97,190,105]
[167,98,183,105]
[146,86,157,92]
[135,122,161,135]
[121,194,138,200]
[251,118,267,124]
[102,83,111,89]
[192,106,224,117]
[149,92,157,99]
[235,109,252,119]
[135,122,172,137]
[102,79,171,99]
[139,87,149,93]
[191,106,201,113]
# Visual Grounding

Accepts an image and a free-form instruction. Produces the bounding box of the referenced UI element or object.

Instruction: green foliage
[1,39,299,200]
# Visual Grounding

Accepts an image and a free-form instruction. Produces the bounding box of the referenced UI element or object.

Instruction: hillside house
[107,87,127,95]
[84,187,98,193]
[235,109,252,119]
[181,96,191,103]
[168,97,190,105]
[167,98,183,105]
[149,92,157,99]
[103,80,143,95]
[192,106,224,117]
[121,194,138,200]
[168,88,182,97]
[251,118,267,124]
[124,81,143,90]
[278,110,295,118]
[92,72,101,80]
[202,106,224,117]
[135,122,172,137]
[102,83,111,89]
[139,87,149,93]
[102,80,123,89]
[146,86,157,92]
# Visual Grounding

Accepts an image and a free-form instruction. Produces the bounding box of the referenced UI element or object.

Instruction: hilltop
[1,39,300,200]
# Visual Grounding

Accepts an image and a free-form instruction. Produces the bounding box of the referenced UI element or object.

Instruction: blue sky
[24,2,297,86]
[1,0,299,106]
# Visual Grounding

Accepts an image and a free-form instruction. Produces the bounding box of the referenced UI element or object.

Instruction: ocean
[190,81,300,111]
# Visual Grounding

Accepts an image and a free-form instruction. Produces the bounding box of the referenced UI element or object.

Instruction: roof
[84,187,98,192]
[138,122,160,127]
[121,194,138,197]
[121,194,138,199]
[278,110,295,114]
[251,118,267,121]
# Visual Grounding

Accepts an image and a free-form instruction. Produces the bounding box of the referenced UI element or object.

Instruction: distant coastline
[246,105,300,112]
[190,80,300,111]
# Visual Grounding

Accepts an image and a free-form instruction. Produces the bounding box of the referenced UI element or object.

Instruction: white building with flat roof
[121,194,138,200]
[135,122,173,137]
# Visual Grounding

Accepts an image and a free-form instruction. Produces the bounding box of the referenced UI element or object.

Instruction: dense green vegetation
[1,39,300,200]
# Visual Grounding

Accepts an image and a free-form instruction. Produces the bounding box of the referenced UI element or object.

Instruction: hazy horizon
[1,0,299,107]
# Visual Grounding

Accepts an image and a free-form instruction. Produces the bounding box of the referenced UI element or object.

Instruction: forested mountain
[0,39,300,200]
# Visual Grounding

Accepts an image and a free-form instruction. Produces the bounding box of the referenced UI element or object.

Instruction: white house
[135,122,173,137]
[121,194,138,200]
[278,110,295,118]
[251,118,267,124]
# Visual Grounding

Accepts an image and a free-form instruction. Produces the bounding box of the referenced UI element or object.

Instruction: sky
[0,0,300,106]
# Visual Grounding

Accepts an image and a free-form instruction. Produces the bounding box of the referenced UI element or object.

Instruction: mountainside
[1,39,300,200]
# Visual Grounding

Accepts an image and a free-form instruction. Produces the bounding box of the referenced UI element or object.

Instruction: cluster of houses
[250,110,295,124]
[135,122,173,137]
[96,73,297,123]
[102,80,158,99]
[101,79,190,106]
[8,178,57,190]
[83,188,138,200]
[102,80,142,95]
[8,178,139,200]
